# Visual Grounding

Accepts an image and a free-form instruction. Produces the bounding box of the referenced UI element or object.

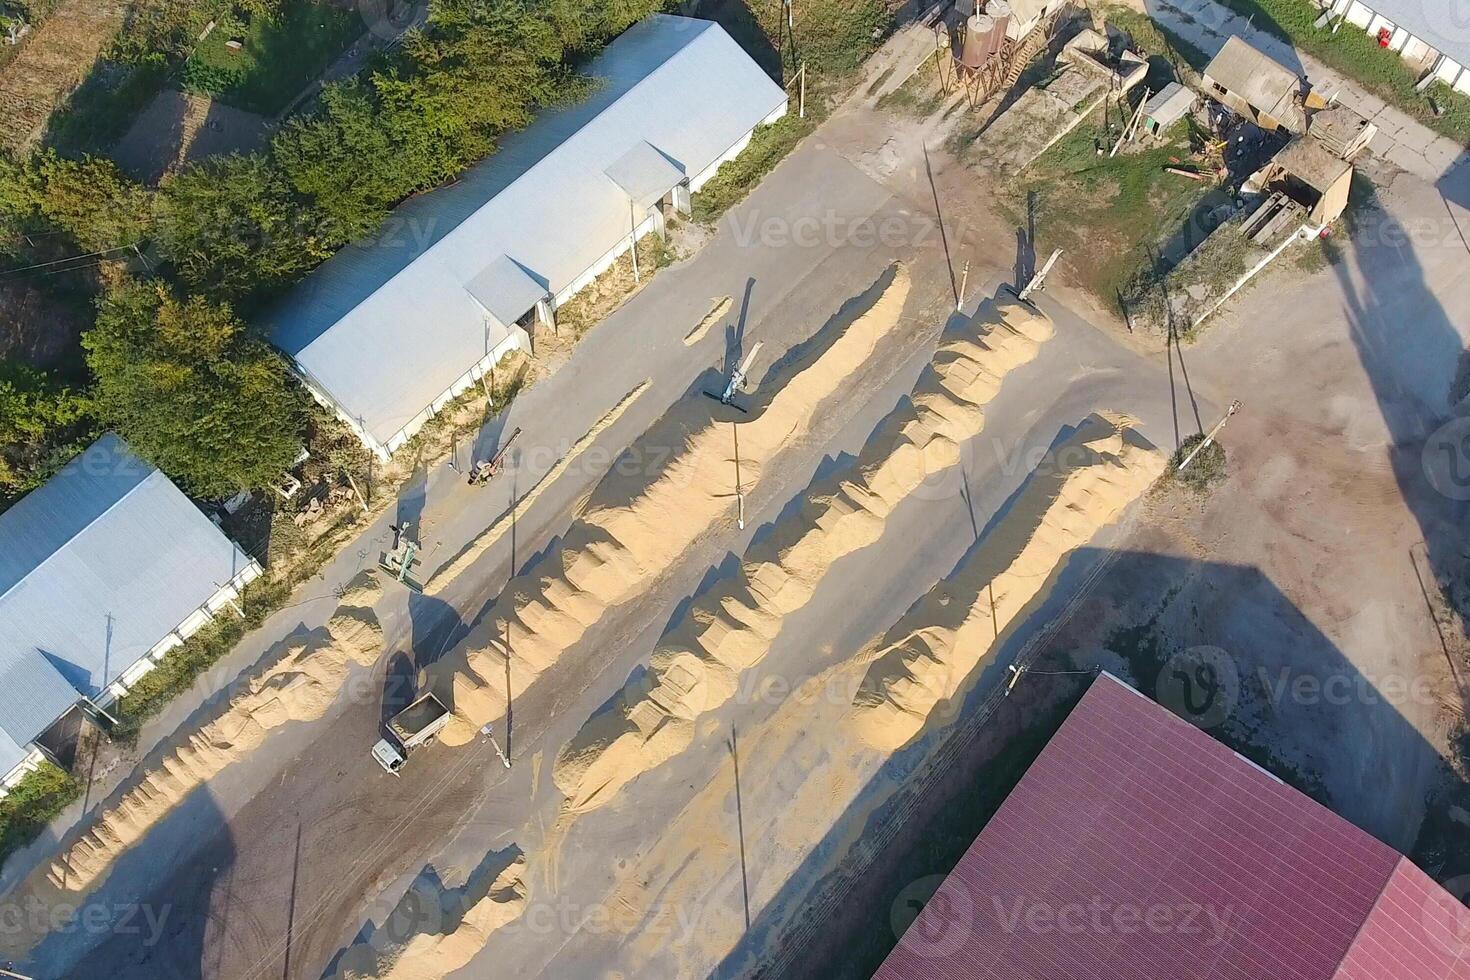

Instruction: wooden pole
[345,472,370,514]
[628,200,641,283]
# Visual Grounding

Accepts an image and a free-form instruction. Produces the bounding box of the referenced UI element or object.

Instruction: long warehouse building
[0,434,260,795]
[268,14,789,459]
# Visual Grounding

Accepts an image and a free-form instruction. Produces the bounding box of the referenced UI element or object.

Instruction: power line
[0,241,140,278]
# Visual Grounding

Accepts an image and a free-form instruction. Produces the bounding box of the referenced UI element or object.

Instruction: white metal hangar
[0,434,260,793]
[268,14,789,459]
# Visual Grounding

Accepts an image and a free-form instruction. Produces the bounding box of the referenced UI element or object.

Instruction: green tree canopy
[30,150,153,254]
[271,81,408,246]
[152,154,328,303]
[85,280,304,497]
[392,0,585,168]
[0,361,92,496]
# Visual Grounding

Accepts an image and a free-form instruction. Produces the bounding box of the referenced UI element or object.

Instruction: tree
[152,154,328,302]
[394,0,575,167]
[272,81,421,247]
[30,150,153,253]
[85,280,305,497]
[0,361,91,496]
[0,152,39,253]
[542,0,664,56]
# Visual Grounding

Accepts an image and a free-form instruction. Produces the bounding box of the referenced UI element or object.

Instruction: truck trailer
[372,692,450,774]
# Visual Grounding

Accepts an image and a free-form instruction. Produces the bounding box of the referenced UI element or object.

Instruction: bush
[755,0,889,77]
[691,111,814,224]
[1167,433,1227,492]
[182,57,247,97]
[0,762,80,867]
[0,362,93,499]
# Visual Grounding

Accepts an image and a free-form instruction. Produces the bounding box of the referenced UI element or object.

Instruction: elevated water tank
[987,0,1012,53]
[960,13,997,69]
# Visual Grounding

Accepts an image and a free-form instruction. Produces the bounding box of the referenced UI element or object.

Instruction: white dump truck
[372,692,450,774]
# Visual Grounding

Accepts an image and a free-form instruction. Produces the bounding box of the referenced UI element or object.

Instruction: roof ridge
[295,16,719,359]
[1328,856,1420,978]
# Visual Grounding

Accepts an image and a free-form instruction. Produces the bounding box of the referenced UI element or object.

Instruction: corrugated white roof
[0,434,256,746]
[268,15,787,448]
[0,649,78,772]
[1360,0,1470,69]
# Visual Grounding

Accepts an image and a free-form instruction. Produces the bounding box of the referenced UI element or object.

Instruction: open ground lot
[3,10,1470,979]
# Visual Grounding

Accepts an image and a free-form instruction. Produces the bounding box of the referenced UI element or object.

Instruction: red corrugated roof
[874,673,1470,980]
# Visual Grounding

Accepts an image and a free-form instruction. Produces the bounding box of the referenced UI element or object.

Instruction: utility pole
[480,723,512,769]
[1110,87,1149,158]
[957,259,970,312]
[1017,248,1062,302]
[1177,400,1242,472]
[732,421,746,530]
[799,60,806,118]
[628,200,641,283]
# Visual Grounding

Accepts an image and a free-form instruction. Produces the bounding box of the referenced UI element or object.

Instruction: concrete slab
[1393,124,1435,153]
[1387,140,1430,175]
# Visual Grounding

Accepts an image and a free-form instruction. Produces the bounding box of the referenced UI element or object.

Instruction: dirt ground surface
[110,89,274,185]
[6,11,1470,979]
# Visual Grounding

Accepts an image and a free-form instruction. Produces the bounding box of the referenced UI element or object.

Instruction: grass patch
[184,0,361,115]
[1210,0,1470,145]
[45,55,171,156]
[0,762,80,870]
[554,232,675,337]
[691,107,819,224]
[1101,4,1210,73]
[1004,115,1216,307]
[752,0,890,78]
[1166,433,1227,492]
[875,57,945,116]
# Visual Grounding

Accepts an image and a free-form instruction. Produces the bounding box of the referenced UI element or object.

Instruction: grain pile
[429,265,912,746]
[552,293,1056,812]
[339,855,528,980]
[852,412,1165,749]
[44,572,386,893]
[425,380,650,593]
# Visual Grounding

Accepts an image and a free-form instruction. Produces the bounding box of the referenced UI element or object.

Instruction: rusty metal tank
[986,0,1012,55]
[959,13,997,69]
